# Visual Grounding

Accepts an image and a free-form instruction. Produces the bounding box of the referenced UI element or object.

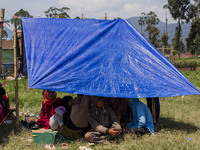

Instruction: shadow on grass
[159,117,199,133]
[0,114,21,145]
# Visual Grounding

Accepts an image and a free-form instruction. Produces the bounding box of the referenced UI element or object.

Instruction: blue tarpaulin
[22,18,200,98]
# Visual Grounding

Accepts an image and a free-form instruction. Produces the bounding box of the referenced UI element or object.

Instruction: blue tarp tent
[22,18,200,98]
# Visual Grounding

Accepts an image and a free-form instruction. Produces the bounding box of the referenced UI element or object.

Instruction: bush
[174,61,197,71]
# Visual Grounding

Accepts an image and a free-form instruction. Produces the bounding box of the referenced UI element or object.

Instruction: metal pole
[0,8,5,75]
[14,20,19,125]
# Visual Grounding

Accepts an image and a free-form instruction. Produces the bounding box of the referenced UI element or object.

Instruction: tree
[12,9,33,30]
[189,0,200,20]
[179,40,186,53]
[14,9,33,18]
[186,18,200,55]
[140,11,160,47]
[186,0,200,56]
[74,16,80,19]
[161,33,169,48]
[114,17,121,20]
[172,21,182,53]
[138,12,146,35]
[164,0,191,57]
[45,7,70,18]
[2,30,8,40]
[193,33,200,55]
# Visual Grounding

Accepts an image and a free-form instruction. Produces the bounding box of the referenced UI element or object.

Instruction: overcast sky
[1,0,176,24]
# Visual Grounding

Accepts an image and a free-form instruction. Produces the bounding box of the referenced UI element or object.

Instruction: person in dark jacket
[85,96,122,143]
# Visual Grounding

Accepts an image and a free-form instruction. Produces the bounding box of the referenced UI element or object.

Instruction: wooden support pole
[81,14,84,19]
[162,45,165,56]
[14,20,19,125]
[0,8,5,74]
[170,46,174,64]
[105,13,108,20]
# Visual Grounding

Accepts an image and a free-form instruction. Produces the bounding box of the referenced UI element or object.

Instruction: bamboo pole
[162,45,165,56]
[14,20,19,125]
[170,46,174,64]
[0,8,5,75]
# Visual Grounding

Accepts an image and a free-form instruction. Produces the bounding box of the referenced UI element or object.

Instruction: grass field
[0,70,200,150]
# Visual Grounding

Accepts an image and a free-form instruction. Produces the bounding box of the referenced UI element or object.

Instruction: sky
[1,0,176,29]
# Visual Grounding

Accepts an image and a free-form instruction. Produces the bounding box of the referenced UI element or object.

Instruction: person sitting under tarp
[85,97,122,143]
[61,95,91,139]
[107,97,131,128]
[65,95,91,129]
[73,94,84,105]
[126,98,154,136]
[0,87,10,118]
[0,86,16,125]
[49,96,73,132]
[36,90,62,129]
[146,97,160,127]
[0,104,3,124]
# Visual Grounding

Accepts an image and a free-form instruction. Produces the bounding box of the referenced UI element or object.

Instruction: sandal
[29,121,39,130]
[45,144,56,149]
[62,143,68,149]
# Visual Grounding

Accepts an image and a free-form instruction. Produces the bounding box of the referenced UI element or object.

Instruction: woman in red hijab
[36,90,62,129]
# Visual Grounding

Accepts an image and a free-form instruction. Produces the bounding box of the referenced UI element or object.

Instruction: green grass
[0,70,200,149]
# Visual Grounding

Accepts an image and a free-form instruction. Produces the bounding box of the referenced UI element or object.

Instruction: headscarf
[43,90,59,107]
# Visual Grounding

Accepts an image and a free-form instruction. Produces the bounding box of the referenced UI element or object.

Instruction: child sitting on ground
[49,96,73,132]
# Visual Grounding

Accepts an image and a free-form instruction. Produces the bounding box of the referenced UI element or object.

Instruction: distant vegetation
[173,57,200,70]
